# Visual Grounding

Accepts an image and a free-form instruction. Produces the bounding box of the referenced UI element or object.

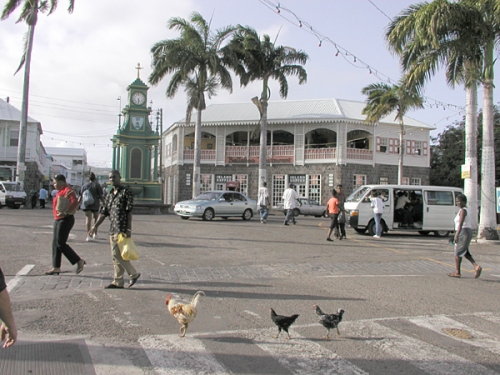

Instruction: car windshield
[346,186,371,202]
[3,183,22,192]
[194,192,220,201]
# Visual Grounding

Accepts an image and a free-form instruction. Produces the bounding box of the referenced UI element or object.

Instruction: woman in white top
[448,193,482,278]
[370,190,385,238]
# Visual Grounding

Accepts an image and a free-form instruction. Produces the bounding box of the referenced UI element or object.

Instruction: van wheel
[354,228,366,234]
[418,231,430,236]
[434,230,449,237]
[367,221,376,236]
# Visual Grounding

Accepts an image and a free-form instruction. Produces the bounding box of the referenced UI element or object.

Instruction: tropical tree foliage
[223,26,308,186]
[1,0,75,185]
[361,82,424,185]
[149,12,235,197]
[386,0,499,239]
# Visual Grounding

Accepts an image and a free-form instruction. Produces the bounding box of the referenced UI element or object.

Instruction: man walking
[39,186,48,209]
[257,181,269,224]
[90,170,140,289]
[282,183,299,226]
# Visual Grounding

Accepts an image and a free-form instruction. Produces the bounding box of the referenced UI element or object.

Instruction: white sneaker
[93,233,98,239]
[85,236,93,242]
[373,235,381,238]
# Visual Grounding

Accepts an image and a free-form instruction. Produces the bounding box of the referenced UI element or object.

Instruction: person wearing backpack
[80,172,103,242]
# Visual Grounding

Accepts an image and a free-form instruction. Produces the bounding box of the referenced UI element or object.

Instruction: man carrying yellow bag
[90,170,141,289]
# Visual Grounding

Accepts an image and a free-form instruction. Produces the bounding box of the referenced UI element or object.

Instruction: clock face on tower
[132,92,146,105]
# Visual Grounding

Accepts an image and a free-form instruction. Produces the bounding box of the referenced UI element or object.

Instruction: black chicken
[313,305,344,339]
[270,308,299,339]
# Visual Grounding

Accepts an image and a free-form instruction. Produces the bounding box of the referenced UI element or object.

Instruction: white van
[344,185,463,237]
[0,181,27,209]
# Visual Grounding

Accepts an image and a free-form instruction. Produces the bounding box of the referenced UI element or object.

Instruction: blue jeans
[374,213,382,236]
[284,209,296,224]
[259,205,269,221]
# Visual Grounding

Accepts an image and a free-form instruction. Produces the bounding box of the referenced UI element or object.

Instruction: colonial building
[45,147,87,189]
[162,98,432,206]
[0,98,51,191]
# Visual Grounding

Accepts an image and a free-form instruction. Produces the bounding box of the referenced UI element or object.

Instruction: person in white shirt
[448,193,482,279]
[370,190,384,238]
[282,183,299,226]
[257,182,270,224]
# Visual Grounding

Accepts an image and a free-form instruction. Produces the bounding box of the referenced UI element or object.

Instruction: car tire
[242,209,253,221]
[11,205,20,209]
[434,230,449,237]
[202,208,215,221]
[354,227,367,234]
[221,216,229,220]
[367,220,376,236]
[292,208,300,217]
[180,216,190,220]
[418,231,430,236]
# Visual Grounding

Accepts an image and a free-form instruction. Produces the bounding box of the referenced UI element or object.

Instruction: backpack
[82,189,94,206]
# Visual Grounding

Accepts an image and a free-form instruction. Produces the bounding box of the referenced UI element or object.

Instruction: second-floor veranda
[164,124,429,167]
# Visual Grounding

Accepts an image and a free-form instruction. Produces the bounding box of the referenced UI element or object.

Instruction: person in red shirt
[44,174,86,276]
[326,189,340,242]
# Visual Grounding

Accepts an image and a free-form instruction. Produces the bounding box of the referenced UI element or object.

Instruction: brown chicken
[166,291,205,337]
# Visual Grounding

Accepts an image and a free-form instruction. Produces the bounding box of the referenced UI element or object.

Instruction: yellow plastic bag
[117,233,139,261]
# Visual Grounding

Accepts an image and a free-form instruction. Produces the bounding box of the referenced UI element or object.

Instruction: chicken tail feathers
[190,291,205,308]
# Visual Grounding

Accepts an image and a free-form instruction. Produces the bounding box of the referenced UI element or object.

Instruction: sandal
[474,267,482,279]
[44,268,61,275]
[447,273,461,278]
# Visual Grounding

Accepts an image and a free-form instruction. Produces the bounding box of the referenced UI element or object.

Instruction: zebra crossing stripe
[343,320,498,375]
[242,328,369,375]
[139,335,229,375]
[409,315,500,355]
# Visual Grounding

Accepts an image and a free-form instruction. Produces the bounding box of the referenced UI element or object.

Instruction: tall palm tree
[386,0,483,231]
[149,12,235,198]
[361,82,424,185]
[223,27,308,186]
[387,0,499,240]
[1,0,75,185]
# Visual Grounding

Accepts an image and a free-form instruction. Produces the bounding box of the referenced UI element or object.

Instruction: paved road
[1,209,500,374]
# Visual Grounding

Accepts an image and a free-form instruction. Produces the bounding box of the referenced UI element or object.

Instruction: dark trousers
[52,215,80,268]
[40,199,46,208]
[31,195,37,209]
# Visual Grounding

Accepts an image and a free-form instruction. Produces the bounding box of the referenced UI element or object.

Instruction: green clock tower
[111,64,162,210]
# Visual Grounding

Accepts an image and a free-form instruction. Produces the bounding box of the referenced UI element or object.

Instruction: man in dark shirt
[0,267,17,348]
[90,170,140,289]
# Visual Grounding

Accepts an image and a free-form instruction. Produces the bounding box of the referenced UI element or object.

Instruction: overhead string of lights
[258,0,466,116]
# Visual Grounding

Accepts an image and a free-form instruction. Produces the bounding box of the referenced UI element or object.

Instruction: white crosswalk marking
[139,335,229,375]
[346,320,498,375]
[241,328,368,375]
[409,315,500,355]
[139,313,500,375]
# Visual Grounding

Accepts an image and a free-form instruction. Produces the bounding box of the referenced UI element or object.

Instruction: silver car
[174,191,257,221]
[278,197,327,217]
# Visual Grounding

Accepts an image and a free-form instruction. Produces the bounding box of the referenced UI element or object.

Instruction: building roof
[170,98,432,130]
[0,98,40,124]
[45,147,87,158]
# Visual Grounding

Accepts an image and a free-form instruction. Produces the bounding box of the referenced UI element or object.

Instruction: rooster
[313,305,344,339]
[166,291,205,337]
[270,308,299,339]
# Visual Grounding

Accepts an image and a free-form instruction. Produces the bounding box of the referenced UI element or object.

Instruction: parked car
[278,197,327,218]
[174,191,257,221]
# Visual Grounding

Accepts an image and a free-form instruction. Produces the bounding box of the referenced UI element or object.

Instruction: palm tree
[386,0,483,231]
[387,0,499,240]
[1,0,75,185]
[149,13,235,198]
[361,82,424,185]
[223,27,308,186]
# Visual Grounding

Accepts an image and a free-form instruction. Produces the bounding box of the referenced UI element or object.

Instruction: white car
[174,191,257,221]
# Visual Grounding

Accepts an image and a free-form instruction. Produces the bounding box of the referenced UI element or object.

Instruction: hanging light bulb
[369,68,372,74]
[299,20,302,27]
[335,49,339,57]
[318,40,322,47]
[353,56,357,63]
[276,4,280,13]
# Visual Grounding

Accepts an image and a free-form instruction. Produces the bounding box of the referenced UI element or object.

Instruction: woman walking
[448,193,482,279]
[44,174,86,276]
[370,190,384,238]
[326,189,340,242]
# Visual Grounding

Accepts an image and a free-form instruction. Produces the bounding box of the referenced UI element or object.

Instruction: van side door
[422,190,457,230]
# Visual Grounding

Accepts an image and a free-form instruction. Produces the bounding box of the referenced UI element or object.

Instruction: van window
[346,186,371,203]
[425,191,454,205]
[3,183,22,192]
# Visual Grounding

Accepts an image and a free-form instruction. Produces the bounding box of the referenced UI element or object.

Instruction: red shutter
[406,140,412,155]
[423,141,428,156]
[376,137,381,152]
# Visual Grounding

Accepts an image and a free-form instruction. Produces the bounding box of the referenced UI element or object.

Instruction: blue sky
[0,0,497,167]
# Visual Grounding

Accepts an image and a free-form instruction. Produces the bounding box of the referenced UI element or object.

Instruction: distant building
[162,98,433,205]
[0,98,51,191]
[45,147,87,189]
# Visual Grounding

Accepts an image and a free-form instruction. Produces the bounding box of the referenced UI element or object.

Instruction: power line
[367,0,392,21]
